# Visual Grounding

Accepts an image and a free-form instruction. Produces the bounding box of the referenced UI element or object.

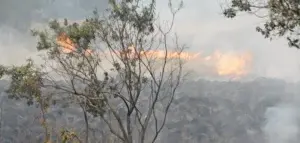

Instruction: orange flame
[124,46,200,60]
[205,51,252,78]
[56,33,76,53]
[56,33,92,56]
[56,33,252,78]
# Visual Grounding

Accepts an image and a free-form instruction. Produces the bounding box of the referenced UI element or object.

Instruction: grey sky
[0,0,299,81]
[0,0,108,64]
[156,0,300,81]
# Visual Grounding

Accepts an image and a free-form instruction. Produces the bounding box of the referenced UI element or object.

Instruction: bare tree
[0,0,185,143]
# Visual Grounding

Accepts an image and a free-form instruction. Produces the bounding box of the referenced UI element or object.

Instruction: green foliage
[223,0,300,48]
[32,30,53,51]
[5,59,44,106]
[0,65,7,78]
[32,18,97,53]
[60,129,81,143]
[108,0,155,35]
[0,0,183,142]
[20,0,159,117]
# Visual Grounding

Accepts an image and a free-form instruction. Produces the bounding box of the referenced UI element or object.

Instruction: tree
[222,0,300,49]
[0,0,185,142]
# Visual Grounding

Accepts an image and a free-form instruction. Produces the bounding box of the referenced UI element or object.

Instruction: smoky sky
[1,0,300,81]
[0,0,108,32]
[0,0,108,65]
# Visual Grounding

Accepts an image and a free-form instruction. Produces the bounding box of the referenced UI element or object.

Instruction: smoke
[1,1,300,142]
[0,0,108,31]
[1,0,300,82]
[0,0,108,65]
[263,104,300,143]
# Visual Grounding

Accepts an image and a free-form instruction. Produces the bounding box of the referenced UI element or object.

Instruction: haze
[0,0,300,81]
[1,0,300,143]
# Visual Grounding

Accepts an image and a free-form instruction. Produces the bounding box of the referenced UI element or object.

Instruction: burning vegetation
[56,32,252,79]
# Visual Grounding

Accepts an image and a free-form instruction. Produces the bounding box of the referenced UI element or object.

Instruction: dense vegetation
[1,0,299,142]
[0,78,297,143]
[0,0,185,142]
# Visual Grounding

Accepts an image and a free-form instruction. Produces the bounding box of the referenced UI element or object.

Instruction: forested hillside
[0,78,297,143]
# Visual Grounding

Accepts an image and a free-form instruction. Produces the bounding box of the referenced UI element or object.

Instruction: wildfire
[56,32,92,56]
[56,32,76,53]
[125,46,200,60]
[56,33,252,79]
[204,51,252,78]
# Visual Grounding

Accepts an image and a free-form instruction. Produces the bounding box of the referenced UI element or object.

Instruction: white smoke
[0,0,108,65]
[263,104,300,143]
[0,25,37,66]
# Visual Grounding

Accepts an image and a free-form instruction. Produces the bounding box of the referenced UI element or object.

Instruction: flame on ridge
[203,51,252,78]
[56,33,252,78]
[125,46,200,60]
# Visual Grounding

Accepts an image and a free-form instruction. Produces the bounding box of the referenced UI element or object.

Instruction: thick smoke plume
[263,104,300,143]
